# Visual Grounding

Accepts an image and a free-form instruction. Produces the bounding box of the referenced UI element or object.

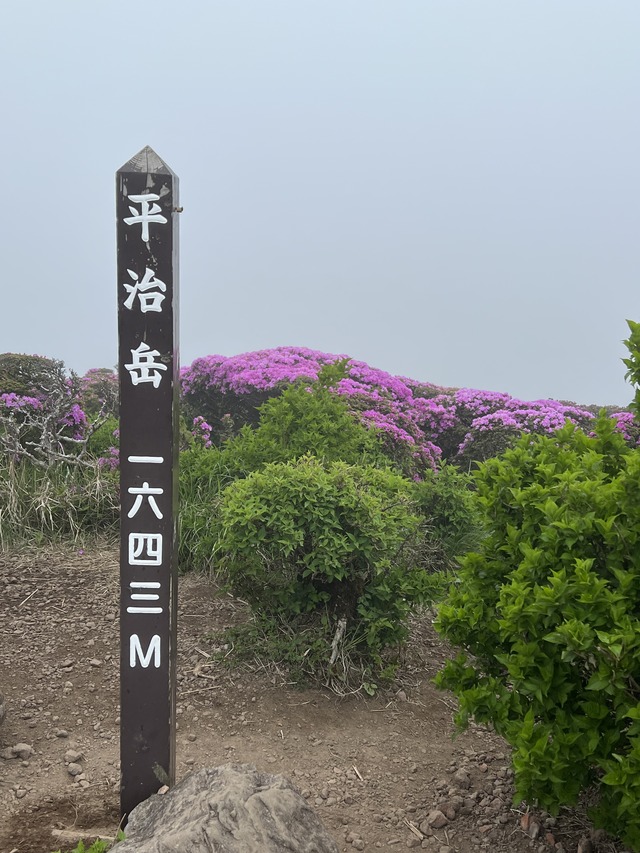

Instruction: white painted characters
[124,342,167,388]
[128,532,163,565]
[127,482,164,519]
[130,634,161,668]
[127,579,162,615]
[123,268,166,313]
[123,193,167,242]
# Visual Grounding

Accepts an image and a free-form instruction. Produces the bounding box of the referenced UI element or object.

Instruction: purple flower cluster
[192,416,213,449]
[2,383,91,456]
[180,347,340,396]
[181,346,636,471]
[58,403,88,440]
[608,411,640,444]
[0,393,43,411]
[98,446,120,470]
[451,392,596,458]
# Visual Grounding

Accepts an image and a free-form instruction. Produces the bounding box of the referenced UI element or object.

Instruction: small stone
[64,749,83,763]
[187,733,197,742]
[55,730,69,738]
[577,839,593,853]
[352,840,365,850]
[12,743,33,759]
[89,658,102,667]
[0,747,16,760]
[67,762,83,776]
[396,690,408,702]
[15,788,27,799]
[426,810,448,829]
[526,819,542,840]
[453,769,470,788]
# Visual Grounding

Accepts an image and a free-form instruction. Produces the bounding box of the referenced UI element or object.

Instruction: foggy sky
[1,1,638,405]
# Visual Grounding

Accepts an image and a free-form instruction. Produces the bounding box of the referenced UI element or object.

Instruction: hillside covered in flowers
[180,345,634,475]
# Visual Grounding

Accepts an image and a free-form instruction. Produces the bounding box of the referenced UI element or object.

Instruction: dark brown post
[116,146,179,820]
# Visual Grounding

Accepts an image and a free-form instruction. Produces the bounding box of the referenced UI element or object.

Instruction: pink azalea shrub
[80,367,118,417]
[181,346,633,472]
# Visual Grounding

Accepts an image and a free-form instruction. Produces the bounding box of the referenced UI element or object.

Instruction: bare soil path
[0,544,627,853]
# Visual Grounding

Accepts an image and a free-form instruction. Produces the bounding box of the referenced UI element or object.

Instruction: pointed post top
[118,146,176,177]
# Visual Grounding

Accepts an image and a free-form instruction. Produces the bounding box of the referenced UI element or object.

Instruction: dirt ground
[0,543,630,853]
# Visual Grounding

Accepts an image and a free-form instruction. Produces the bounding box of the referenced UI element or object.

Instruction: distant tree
[0,353,67,397]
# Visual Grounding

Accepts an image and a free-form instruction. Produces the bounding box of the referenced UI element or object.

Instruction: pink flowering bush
[0,355,114,468]
[448,391,596,467]
[182,346,633,474]
[181,348,447,476]
[80,367,118,418]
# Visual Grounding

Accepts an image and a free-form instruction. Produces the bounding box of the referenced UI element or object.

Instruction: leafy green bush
[412,463,484,567]
[623,319,640,417]
[178,445,237,571]
[435,415,640,849]
[179,364,393,572]
[222,362,390,474]
[216,456,438,691]
[86,416,119,459]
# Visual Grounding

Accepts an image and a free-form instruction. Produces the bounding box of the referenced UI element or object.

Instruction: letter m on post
[130,634,162,669]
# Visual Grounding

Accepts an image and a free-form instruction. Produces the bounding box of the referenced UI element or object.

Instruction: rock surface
[111,764,339,853]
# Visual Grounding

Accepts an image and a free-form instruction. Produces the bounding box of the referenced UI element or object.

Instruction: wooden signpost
[116,146,180,820]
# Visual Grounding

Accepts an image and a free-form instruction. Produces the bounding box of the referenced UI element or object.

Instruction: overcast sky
[1,2,638,406]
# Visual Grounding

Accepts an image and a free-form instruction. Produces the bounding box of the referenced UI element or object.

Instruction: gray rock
[425,810,448,829]
[112,764,339,853]
[12,743,33,759]
[452,769,470,789]
[64,749,83,763]
[67,762,83,776]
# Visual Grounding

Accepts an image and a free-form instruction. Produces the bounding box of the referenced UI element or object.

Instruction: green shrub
[179,445,236,571]
[178,364,394,572]
[412,463,484,567]
[86,416,119,459]
[215,456,438,691]
[435,415,640,849]
[623,319,640,417]
[223,362,390,474]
